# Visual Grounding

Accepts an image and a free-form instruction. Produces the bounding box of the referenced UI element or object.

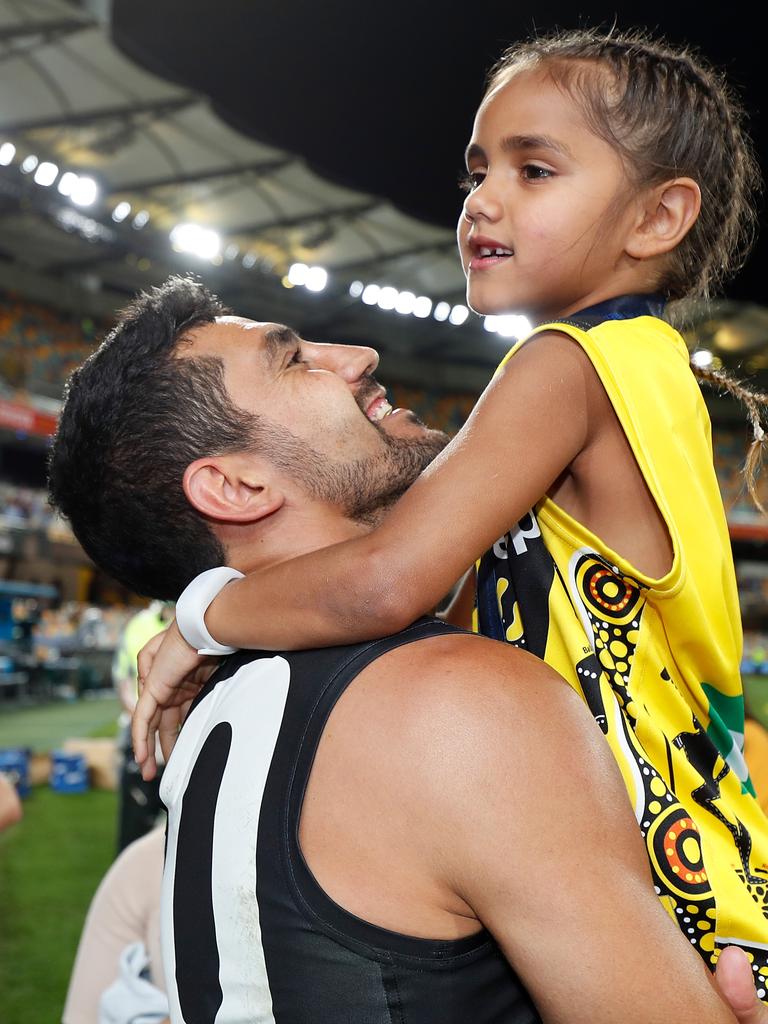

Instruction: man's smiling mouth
[365,395,394,423]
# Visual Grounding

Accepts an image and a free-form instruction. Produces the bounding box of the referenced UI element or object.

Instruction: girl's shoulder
[496,314,689,383]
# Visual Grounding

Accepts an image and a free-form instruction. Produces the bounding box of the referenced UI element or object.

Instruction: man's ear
[625,177,701,260]
[183,456,285,524]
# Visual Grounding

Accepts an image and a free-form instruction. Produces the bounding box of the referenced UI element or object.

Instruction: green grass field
[0,697,122,1023]
[745,675,768,730]
[0,694,121,752]
[0,787,118,1023]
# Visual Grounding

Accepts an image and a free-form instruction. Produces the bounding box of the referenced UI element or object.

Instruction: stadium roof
[0,0,766,391]
[0,0,495,391]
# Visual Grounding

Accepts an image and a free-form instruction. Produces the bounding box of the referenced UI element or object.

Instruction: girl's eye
[459,170,486,193]
[521,164,552,181]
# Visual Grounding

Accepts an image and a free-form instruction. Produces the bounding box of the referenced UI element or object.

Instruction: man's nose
[309,342,379,383]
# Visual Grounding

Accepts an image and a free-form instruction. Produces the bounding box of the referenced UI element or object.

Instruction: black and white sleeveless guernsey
[159,617,538,1024]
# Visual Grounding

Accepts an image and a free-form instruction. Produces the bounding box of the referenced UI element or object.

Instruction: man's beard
[282,411,449,526]
[327,415,450,525]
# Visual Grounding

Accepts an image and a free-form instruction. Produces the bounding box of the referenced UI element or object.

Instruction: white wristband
[176,566,245,656]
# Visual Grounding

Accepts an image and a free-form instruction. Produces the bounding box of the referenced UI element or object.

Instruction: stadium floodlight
[483,316,499,333]
[111,201,131,223]
[305,266,328,292]
[433,301,451,322]
[57,171,78,196]
[33,162,58,187]
[691,349,714,368]
[394,291,416,315]
[495,315,531,339]
[132,210,150,229]
[20,154,39,174]
[0,143,16,166]
[413,296,433,319]
[377,286,398,311]
[224,243,239,261]
[361,284,380,305]
[449,304,469,326]
[349,280,364,298]
[288,263,309,286]
[242,252,257,268]
[70,176,98,207]
[170,223,221,261]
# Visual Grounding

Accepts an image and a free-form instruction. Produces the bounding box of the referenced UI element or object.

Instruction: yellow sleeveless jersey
[476,305,768,980]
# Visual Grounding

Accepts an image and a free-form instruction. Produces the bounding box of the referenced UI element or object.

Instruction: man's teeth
[367,400,392,422]
[479,246,513,257]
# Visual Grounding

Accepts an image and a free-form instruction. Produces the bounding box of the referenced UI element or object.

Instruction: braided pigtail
[692,362,768,512]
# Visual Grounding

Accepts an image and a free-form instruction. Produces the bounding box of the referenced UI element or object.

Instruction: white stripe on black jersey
[160,619,539,1023]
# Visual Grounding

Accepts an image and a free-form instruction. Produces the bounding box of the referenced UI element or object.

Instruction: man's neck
[222,501,373,576]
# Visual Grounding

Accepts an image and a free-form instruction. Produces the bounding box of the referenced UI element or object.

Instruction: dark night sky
[112,1,766,303]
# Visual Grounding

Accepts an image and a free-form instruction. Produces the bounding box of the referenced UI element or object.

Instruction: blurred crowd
[0,292,103,401]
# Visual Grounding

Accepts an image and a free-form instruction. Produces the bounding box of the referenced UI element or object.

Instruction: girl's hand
[132,619,220,780]
[716,946,768,1023]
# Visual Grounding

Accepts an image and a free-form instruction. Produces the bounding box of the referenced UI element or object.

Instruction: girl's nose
[462,178,503,224]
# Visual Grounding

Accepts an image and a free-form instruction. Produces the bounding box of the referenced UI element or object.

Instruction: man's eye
[521,164,552,181]
[289,349,305,366]
[459,171,486,193]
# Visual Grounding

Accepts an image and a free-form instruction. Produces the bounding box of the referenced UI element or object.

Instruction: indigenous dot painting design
[570,552,723,962]
[570,553,642,712]
[479,523,768,982]
[672,714,768,943]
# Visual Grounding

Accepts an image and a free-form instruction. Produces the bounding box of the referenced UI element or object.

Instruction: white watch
[176,566,245,655]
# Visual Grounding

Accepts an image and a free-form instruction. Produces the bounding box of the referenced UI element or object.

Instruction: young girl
[136,30,768,979]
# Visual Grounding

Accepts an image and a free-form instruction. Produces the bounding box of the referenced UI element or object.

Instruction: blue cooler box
[50,751,89,794]
[0,748,30,797]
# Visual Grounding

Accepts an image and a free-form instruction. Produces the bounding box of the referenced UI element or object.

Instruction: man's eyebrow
[263,326,301,363]
[464,134,572,166]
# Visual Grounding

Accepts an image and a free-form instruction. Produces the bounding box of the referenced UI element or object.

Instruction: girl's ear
[625,177,701,260]
[183,456,285,524]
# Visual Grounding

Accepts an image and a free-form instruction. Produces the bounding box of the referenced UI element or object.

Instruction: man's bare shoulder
[344,630,598,786]
[369,630,573,708]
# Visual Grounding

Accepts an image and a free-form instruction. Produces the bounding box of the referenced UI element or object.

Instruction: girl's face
[457,68,643,321]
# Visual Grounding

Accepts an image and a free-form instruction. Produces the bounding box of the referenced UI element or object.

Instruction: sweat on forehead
[215,314,265,330]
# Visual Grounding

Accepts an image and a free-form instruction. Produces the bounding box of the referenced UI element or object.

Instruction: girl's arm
[206,331,593,649]
[132,332,602,774]
[439,569,477,629]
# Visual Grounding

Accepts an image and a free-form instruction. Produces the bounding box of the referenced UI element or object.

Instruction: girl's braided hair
[488,29,766,507]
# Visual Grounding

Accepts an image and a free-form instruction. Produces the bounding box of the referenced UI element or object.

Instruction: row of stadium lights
[1,141,531,341]
[288,264,531,338]
[0,142,99,206]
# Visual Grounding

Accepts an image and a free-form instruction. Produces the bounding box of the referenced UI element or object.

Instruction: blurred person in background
[744,710,768,817]
[0,771,22,831]
[63,827,169,1024]
[113,602,173,851]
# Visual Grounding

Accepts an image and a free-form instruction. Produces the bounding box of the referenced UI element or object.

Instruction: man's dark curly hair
[48,276,264,599]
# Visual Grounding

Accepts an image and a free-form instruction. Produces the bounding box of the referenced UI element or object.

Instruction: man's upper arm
[407,637,734,1024]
